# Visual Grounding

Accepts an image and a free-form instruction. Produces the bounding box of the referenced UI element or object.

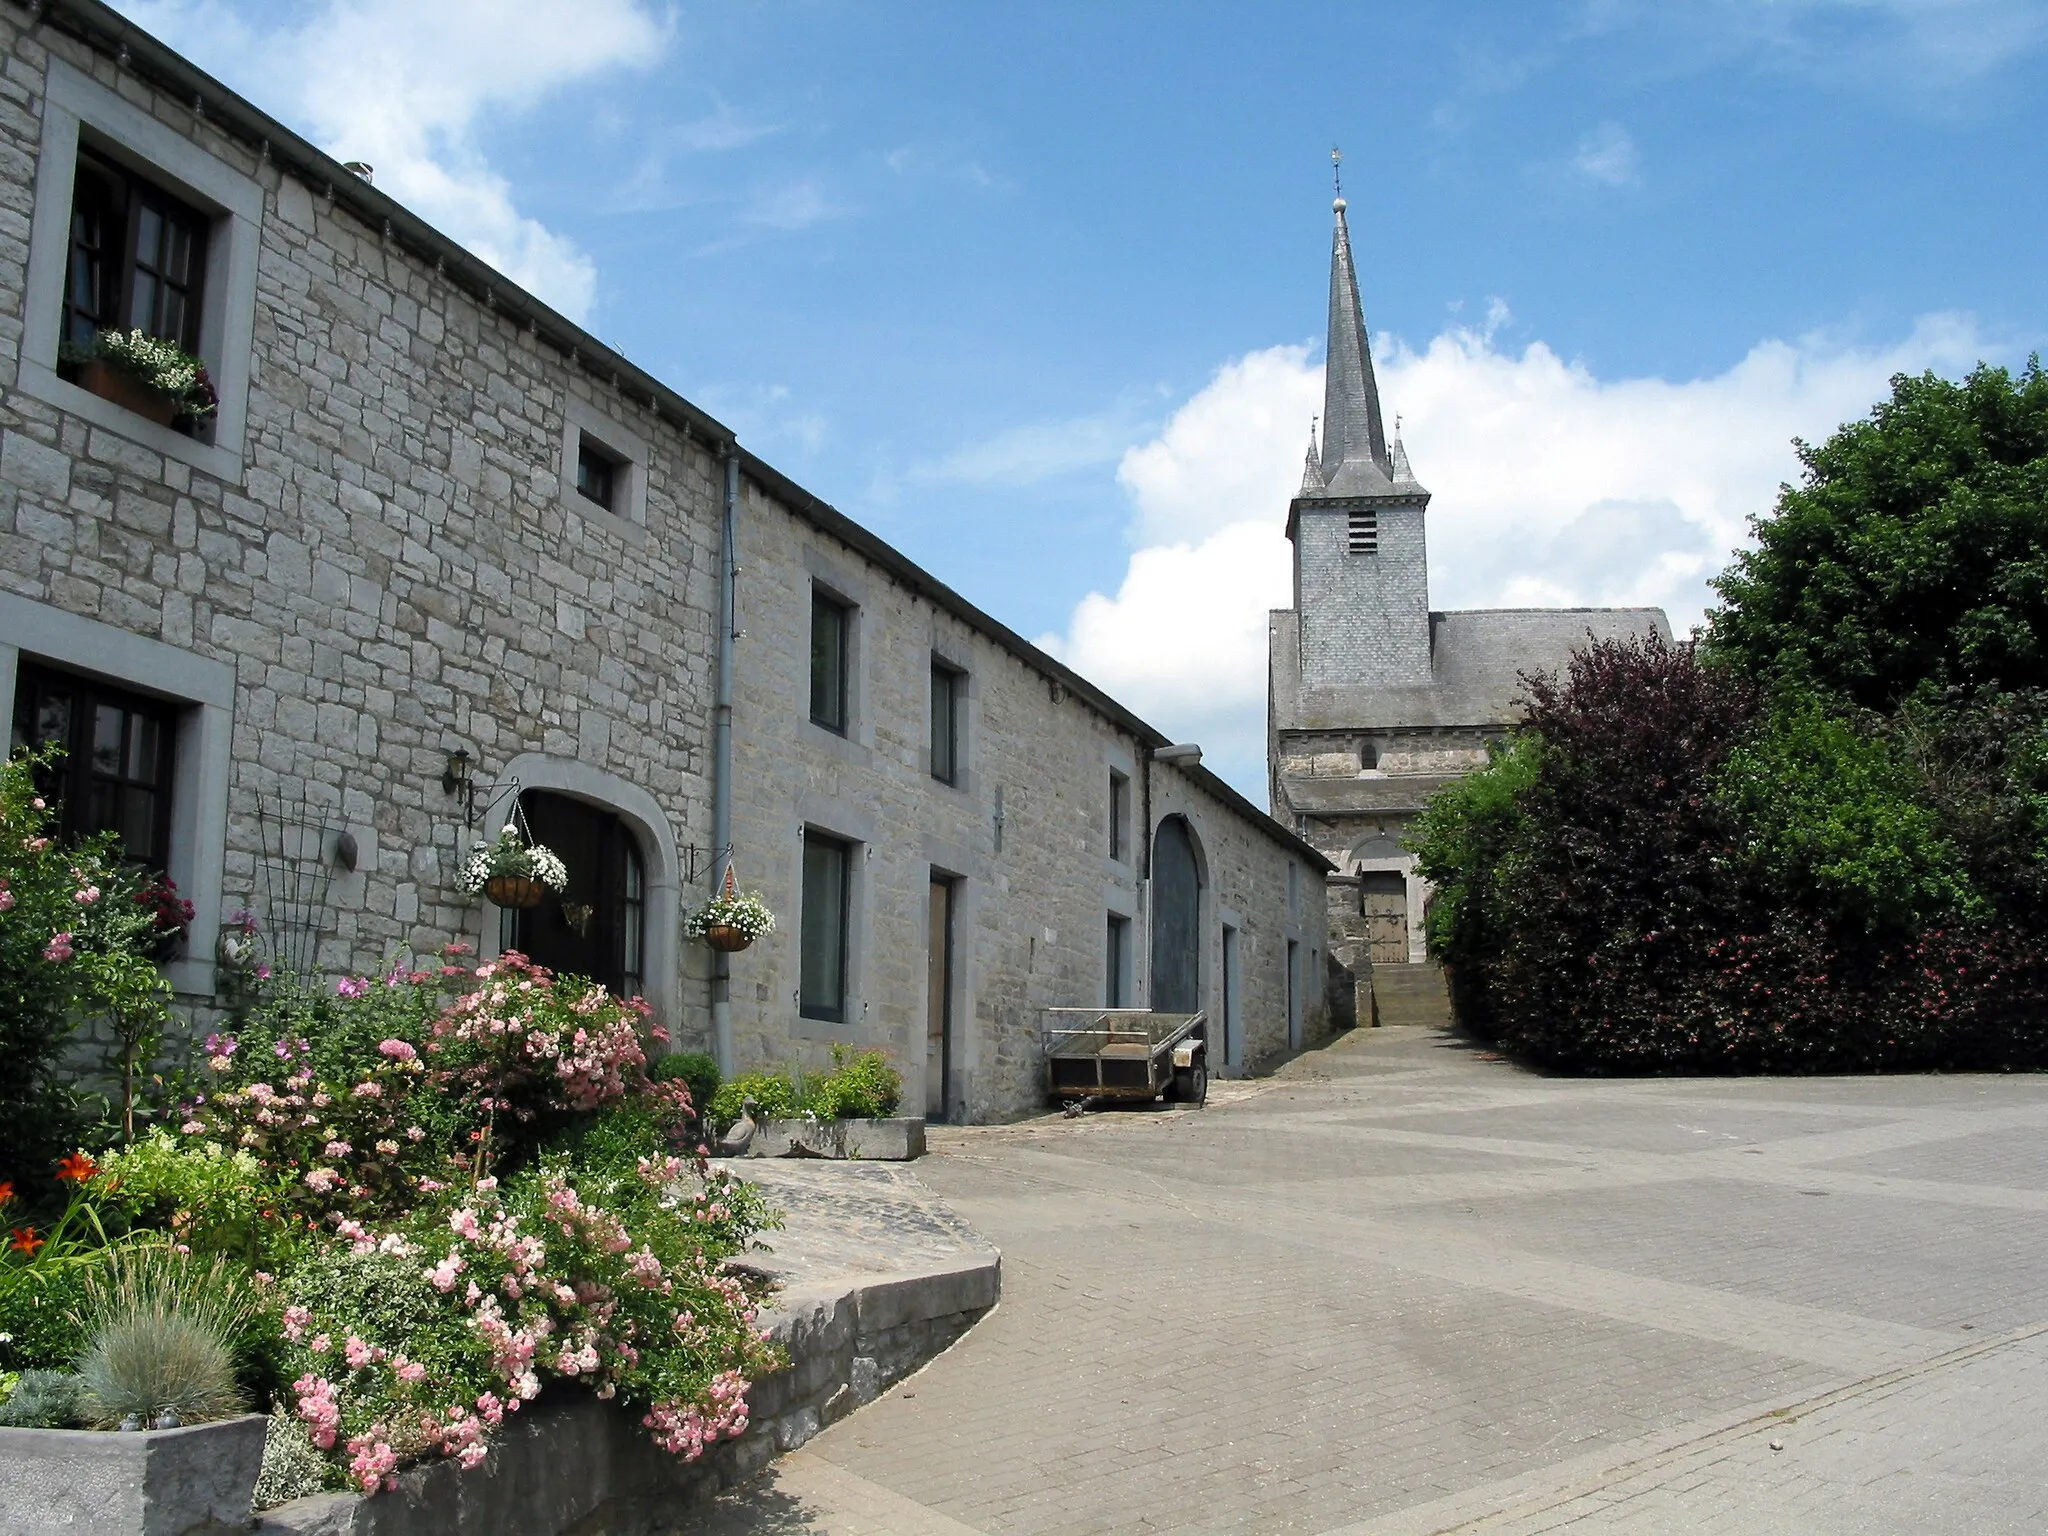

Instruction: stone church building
[0,0,1331,1125]
[1268,196,1667,1022]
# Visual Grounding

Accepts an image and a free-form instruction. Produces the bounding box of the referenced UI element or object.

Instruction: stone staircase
[1370,961,1453,1029]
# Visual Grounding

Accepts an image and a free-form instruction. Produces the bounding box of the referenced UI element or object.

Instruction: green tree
[1707,360,2048,709]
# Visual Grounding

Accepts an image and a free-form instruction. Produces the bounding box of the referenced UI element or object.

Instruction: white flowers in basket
[684,890,776,941]
[456,824,570,894]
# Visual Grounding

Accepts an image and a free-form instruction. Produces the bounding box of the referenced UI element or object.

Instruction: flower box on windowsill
[0,1413,266,1536]
[71,359,180,428]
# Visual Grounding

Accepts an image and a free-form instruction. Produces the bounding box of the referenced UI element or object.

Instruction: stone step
[1370,960,1452,1028]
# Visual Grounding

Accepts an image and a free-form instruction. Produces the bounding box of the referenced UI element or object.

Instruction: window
[1347,511,1378,555]
[1106,914,1132,1007]
[575,437,617,511]
[1109,770,1131,862]
[810,591,851,735]
[930,660,962,785]
[800,831,852,1021]
[10,662,177,867]
[62,149,208,356]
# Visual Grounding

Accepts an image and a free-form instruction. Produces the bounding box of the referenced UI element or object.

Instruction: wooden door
[926,877,953,1121]
[1361,870,1409,965]
[1150,816,1202,1013]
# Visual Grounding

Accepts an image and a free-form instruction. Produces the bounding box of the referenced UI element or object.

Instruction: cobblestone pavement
[697,1027,2048,1534]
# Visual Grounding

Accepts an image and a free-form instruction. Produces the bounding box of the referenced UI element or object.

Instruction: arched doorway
[1150,815,1203,1013]
[501,789,646,998]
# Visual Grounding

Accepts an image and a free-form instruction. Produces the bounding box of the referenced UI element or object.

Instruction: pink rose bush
[164,943,778,1494]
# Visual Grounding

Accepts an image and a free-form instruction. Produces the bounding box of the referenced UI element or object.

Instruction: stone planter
[75,359,181,427]
[747,1116,925,1161]
[0,1413,267,1536]
[483,874,547,909]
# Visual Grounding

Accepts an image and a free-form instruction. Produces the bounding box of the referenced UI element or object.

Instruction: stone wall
[0,1,1332,1122]
[725,483,1332,1123]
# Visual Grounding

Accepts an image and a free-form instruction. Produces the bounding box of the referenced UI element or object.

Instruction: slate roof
[1272,606,1673,734]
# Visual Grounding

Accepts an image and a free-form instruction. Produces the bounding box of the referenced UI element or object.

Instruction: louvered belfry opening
[1347,510,1379,554]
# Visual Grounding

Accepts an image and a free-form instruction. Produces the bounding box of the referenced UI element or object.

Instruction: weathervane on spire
[1331,145,1343,200]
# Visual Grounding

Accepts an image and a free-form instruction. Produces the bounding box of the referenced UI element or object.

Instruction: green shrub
[92,1129,282,1265]
[1717,696,1980,932]
[707,1071,799,1129]
[0,1367,87,1426]
[255,1408,333,1506]
[805,1046,901,1120]
[650,1051,721,1122]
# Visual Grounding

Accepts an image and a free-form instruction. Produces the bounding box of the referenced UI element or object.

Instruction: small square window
[576,437,617,510]
[811,591,851,735]
[11,661,178,868]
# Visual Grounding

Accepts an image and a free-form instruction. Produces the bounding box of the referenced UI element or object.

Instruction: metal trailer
[1043,1008,1209,1107]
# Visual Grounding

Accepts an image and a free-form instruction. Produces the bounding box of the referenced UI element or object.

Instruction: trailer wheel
[1171,1060,1208,1107]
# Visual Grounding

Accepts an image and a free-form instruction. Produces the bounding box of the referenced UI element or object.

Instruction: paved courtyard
[700,1025,2048,1534]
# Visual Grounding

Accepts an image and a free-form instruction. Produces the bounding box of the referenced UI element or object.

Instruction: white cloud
[910,398,1161,488]
[1041,313,1990,800]
[110,0,669,321]
[1572,122,1641,187]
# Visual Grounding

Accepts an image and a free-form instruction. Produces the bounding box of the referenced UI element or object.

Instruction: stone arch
[481,755,684,1027]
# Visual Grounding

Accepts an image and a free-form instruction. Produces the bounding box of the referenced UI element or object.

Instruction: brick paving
[698,1027,2048,1534]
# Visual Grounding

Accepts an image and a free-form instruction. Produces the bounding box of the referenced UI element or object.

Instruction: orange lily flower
[9,1226,44,1256]
[55,1152,97,1184]
[0,1180,14,1207]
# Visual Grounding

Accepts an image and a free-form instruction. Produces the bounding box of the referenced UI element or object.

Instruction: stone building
[0,0,1330,1123]
[1268,196,1667,1020]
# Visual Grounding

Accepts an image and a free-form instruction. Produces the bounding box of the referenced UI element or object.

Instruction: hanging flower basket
[457,824,569,907]
[484,873,548,909]
[686,871,775,953]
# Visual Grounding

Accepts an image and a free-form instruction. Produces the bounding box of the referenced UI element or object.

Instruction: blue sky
[117,0,2048,796]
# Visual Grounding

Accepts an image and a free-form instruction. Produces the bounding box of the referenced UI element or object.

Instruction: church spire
[1315,191,1395,497]
[1299,417,1322,494]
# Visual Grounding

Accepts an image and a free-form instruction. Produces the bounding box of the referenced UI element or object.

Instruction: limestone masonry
[0,0,1329,1123]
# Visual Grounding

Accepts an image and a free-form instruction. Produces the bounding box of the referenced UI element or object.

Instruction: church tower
[1287,195,1431,692]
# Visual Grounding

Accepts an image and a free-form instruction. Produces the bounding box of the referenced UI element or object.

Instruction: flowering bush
[184,951,655,1222]
[135,877,195,943]
[455,826,568,896]
[271,1129,777,1490]
[74,328,218,419]
[0,752,171,1183]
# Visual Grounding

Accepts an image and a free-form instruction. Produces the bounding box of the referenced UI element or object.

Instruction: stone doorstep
[0,1413,269,1536]
[253,1199,1000,1535]
[742,1116,928,1161]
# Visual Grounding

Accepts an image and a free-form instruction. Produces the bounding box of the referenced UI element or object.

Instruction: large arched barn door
[1150,815,1202,1013]
[503,790,646,999]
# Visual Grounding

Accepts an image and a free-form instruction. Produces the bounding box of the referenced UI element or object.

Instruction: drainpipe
[709,446,740,1074]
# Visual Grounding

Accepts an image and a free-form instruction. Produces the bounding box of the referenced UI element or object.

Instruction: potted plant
[61,328,218,428]
[457,824,569,909]
[685,871,775,953]
[134,876,194,963]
